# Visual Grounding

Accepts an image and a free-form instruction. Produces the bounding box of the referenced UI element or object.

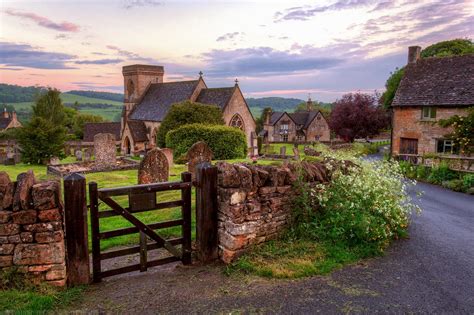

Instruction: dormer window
[421,107,436,120]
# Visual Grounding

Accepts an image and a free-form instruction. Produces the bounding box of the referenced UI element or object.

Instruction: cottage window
[282,134,288,142]
[436,139,458,154]
[230,114,244,130]
[421,107,436,120]
[280,123,289,131]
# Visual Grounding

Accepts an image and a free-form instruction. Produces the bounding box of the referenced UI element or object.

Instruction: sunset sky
[0,0,472,101]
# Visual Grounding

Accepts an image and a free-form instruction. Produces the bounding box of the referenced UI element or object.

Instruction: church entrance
[124,137,131,155]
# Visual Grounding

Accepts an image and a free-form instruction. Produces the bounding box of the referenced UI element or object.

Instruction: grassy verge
[225,238,376,279]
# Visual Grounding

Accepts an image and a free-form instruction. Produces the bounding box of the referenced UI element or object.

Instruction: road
[71,173,474,314]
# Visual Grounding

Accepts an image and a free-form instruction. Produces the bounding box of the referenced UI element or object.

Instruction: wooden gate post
[63,173,90,285]
[195,162,218,263]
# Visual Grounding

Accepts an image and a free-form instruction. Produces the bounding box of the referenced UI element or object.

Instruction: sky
[0,0,473,102]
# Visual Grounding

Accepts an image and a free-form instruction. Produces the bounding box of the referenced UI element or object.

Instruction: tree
[255,107,272,134]
[381,39,474,109]
[294,101,332,117]
[438,107,474,155]
[156,101,224,147]
[329,93,389,142]
[17,88,68,164]
[71,112,104,139]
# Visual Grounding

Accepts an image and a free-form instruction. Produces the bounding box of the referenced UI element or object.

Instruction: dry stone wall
[0,171,67,286]
[216,161,333,263]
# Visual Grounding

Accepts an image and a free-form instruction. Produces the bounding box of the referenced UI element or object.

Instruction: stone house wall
[273,113,297,142]
[0,171,67,286]
[305,112,331,142]
[392,106,468,155]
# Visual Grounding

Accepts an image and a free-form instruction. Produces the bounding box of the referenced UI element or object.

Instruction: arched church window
[127,79,135,100]
[230,114,244,130]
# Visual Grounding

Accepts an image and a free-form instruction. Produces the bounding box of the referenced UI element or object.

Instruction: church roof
[195,87,235,109]
[128,120,148,142]
[129,80,200,122]
[392,54,474,107]
[83,122,121,142]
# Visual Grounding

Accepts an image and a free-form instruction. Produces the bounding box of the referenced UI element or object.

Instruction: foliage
[17,89,68,164]
[462,174,474,190]
[0,128,18,140]
[66,90,124,102]
[0,83,46,103]
[382,39,474,108]
[255,107,272,134]
[427,162,458,184]
[64,109,105,139]
[381,67,405,109]
[156,101,224,147]
[294,101,332,117]
[420,38,474,58]
[166,123,247,160]
[438,107,474,154]
[257,136,263,154]
[329,93,390,142]
[441,179,465,192]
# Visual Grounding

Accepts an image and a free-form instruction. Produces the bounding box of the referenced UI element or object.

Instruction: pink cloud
[5,9,80,32]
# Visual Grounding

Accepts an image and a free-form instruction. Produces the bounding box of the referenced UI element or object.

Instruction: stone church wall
[222,89,256,149]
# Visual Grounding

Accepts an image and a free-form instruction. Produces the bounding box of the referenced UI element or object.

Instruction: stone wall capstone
[0,171,67,286]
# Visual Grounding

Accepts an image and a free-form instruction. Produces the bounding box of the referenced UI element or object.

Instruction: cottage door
[400,138,418,154]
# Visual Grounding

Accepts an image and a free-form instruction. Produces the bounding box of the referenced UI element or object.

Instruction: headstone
[83,149,91,162]
[293,147,300,160]
[186,141,213,180]
[160,148,174,168]
[280,146,286,156]
[49,157,60,165]
[75,150,83,162]
[94,133,116,167]
[250,132,258,157]
[133,148,169,211]
[137,148,169,184]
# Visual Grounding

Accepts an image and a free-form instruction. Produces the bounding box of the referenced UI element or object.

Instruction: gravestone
[83,149,91,162]
[280,146,286,156]
[94,133,116,167]
[133,148,169,211]
[293,146,300,160]
[160,148,174,168]
[75,150,83,162]
[186,141,213,180]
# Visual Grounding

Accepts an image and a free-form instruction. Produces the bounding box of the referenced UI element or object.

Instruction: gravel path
[69,177,474,314]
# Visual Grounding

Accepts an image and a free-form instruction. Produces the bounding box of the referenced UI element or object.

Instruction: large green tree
[381,39,474,109]
[156,101,224,147]
[17,88,68,164]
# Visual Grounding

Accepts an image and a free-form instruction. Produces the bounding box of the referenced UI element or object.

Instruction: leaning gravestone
[75,150,83,162]
[186,141,213,180]
[132,148,169,211]
[280,146,286,156]
[94,133,116,168]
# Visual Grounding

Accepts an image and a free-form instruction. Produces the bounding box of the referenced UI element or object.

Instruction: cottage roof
[196,87,235,109]
[127,120,148,142]
[392,54,474,107]
[129,80,200,122]
[83,122,121,142]
[0,117,12,130]
[270,111,324,129]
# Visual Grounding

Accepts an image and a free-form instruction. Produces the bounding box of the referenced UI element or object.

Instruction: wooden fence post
[63,173,90,285]
[181,172,192,265]
[195,162,218,263]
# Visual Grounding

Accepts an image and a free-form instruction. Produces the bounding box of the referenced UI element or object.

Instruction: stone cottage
[120,65,256,155]
[391,46,473,156]
[260,98,330,143]
[0,108,22,131]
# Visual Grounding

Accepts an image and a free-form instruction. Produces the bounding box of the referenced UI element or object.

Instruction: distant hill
[66,90,124,102]
[246,97,305,117]
[0,84,46,103]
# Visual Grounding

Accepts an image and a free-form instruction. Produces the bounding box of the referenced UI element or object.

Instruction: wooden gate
[88,172,192,282]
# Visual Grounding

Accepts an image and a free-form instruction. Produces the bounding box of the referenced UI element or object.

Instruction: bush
[166,123,247,160]
[427,162,458,184]
[462,174,474,190]
[415,165,431,180]
[292,160,420,254]
[156,101,224,147]
[442,179,464,192]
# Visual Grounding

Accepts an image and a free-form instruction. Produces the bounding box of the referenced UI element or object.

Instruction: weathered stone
[94,133,116,167]
[23,222,62,233]
[13,170,35,211]
[47,278,67,287]
[38,208,62,222]
[219,247,245,264]
[83,149,91,162]
[258,186,276,195]
[11,210,37,224]
[230,191,246,205]
[8,234,21,243]
[160,148,174,168]
[217,162,240,188]
[45,264,66,280]
[304,146,321,157]
[32,181,60,210]
[186,141,213,180]
[35,231,63,243]
[225,221,258,236]
[13,242,65,265]
[29,264,52,272]
[280,146,286,155]
[138,148,169,184]
[234,164,252,189]
[75,150,83,161]
[0,223,20,236]
[20,232,33,243]
[293,146,300,159]
[0,244,15,255]
[0,211,11,223]
[0,172,14,210]
[0,255,13,267]
[0,236,8,244]
[218,231,251,251]
[48,157,60,165]
[276,186,292,194]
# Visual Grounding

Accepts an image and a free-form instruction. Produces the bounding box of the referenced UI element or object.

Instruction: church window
[230,114,244,130]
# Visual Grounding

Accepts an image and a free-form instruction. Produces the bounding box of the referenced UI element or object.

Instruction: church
[120,65,256,156]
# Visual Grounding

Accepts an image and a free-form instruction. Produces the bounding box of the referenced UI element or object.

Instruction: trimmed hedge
[166,123,247,160]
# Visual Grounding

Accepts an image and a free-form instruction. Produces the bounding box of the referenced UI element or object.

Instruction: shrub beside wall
[166,124,247,160]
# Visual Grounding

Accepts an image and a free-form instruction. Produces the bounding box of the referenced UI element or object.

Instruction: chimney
[408,46,421,64]
[3,108,9,119]
[11,111,17,121]
[265,109,272,125]
[306,96,313,111]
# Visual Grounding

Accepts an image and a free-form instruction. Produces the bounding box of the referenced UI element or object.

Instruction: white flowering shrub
[292,155,421,254]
